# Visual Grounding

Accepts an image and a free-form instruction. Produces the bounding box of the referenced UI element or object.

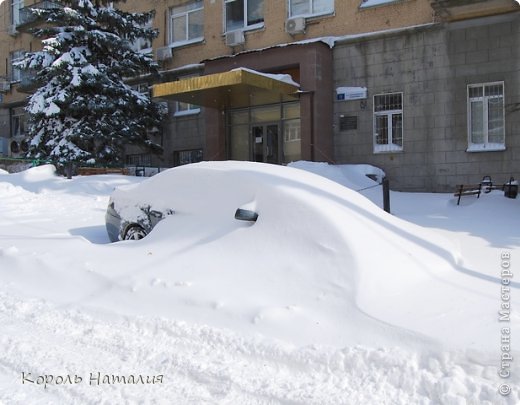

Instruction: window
[130,21,153,53]
[373,93,403,153]
[10,50,25,82]
[169,1,203,46]
[11,0,24,25]
[132,83,150,97]
[174,149,203,166]
[228,102,301,163]
[175,101,200,116]
[225,0,264,32]
[467,82,505,152]
[289,0,333,18]
[126,153,152,166]
[11,107,27,137]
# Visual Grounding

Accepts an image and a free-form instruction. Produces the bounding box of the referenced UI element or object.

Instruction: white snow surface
[0,161,519,404]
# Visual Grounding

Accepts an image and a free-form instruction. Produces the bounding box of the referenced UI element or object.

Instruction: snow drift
[0,162,518,404]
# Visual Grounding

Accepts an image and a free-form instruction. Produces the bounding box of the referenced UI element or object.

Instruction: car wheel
[123,225,147,240]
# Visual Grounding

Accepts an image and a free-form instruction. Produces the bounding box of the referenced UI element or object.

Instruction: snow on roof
[359,0,400,9]
[333,22,437,45]
[231,67,300,87]
[206,23,437,62]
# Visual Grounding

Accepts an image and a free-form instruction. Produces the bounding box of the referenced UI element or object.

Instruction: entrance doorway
[251,124,279,163]
[228,102,301,164]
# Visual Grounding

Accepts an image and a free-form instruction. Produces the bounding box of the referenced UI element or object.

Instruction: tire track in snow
[0,292,518,405]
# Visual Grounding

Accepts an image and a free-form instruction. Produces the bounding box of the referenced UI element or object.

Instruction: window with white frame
[373,92,403,153]
[130,21,153,53]
[225,0,264,32]
[11,0,24,26]
[289,0,333,18]
[169,0,204,46]
[10,50,25,82]
[175,101,200,116]
[467,82,505,152]
[132,83,149,95]
[11,107,27,137]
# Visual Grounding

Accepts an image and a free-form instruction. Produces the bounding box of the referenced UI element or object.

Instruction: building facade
[0,0,518,191]
[333,7,520,190]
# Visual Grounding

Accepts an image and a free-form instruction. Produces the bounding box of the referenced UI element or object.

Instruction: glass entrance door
[228,103,301,164]
[252,124,279,164]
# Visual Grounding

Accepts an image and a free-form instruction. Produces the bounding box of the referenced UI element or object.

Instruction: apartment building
[138,0,434,170]
[0,1,519,191]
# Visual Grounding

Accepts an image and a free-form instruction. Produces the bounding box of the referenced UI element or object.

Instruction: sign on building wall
[336,87,367,101]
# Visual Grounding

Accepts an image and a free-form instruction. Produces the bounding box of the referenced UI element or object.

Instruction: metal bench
[454,184,482,205]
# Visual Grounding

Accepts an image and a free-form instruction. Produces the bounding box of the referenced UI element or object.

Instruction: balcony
[16,71,40,94]
[0,77,11,93]
[17,1,62,29]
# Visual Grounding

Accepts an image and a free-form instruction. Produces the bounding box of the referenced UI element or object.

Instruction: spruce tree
[18,0,164,167]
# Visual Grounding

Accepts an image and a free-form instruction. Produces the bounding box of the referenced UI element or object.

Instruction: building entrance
[228,102,300,164]
[251,123,279,163]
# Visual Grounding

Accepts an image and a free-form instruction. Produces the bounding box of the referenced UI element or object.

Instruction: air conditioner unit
[285,17,306,35]
[20,138,30,153]
[9,139,21,157]
[225,30,245,47]
[0,81,10,93]
[156,46,173,61]
[8,137,30,157]
[8,24,18,37]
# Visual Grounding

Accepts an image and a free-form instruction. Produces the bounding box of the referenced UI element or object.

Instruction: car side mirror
[234,208,258,222]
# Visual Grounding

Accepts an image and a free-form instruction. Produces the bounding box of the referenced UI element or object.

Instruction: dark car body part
[105,199,174,242]
[123,225,148,240]
[106,197,257,243]
[234,208,259,222]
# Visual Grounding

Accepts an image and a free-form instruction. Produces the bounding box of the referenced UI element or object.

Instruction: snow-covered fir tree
[17,0,165,166]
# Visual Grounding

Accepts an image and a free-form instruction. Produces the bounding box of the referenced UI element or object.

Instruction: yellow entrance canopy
[152,68,300,109]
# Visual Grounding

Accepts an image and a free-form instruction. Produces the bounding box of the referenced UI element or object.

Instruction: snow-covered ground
[0,161,518,404]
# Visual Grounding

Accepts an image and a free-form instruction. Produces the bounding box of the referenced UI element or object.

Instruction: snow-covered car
[105,199,174,241]
[105,163,259,242]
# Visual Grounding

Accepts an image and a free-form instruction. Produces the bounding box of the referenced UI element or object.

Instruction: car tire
[123,225,147,240]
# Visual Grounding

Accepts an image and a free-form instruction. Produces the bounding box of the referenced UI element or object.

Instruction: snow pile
[288,160,385,190]
[103,161,465,347]
[0,290,512,404]
[0,162,519,404]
